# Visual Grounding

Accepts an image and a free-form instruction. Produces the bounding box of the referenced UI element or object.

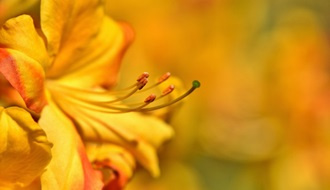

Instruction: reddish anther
[144,94,156,103]
[137,77,148,90]
[137,72,149,82]
[162,85,175,95]
[158,72,171,83]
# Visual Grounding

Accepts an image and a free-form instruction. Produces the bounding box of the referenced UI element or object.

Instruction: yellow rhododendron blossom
[0,106,52,189]
[0,0,199,189]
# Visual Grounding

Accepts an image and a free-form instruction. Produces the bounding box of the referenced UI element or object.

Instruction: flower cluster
[0,0,199,189]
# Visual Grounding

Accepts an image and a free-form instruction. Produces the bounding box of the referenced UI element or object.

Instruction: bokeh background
[106,0,330,189]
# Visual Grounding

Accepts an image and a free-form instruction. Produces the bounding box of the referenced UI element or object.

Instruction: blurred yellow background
[106,0,330,189]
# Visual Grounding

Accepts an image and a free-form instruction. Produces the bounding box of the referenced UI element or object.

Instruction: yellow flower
[0,106,52,189]
[0,0,200,188]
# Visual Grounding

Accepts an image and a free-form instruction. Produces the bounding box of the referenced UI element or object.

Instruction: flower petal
[0,49,46,112]
[54,97,174,177]
[0,15,50,69]
[0,74,24,107]
[0,0,39,25]
[38,105,103,189]
[0,106,52,188]
[0,15,49,112]
[40,0,103,75]
[47,16,132,88]
[87,144,136,190]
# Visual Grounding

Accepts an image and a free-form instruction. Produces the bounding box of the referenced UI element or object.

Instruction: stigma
[46,72,200,113]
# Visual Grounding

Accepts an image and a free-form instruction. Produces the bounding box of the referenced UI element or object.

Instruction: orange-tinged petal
[0,106,52,188]
[14,178,41,190]
[38,105,103,190]
[0,15,50,69]
[0,74,24,107]
[87,144,136,190]
[0,49,46,112]
[48,16,132,88]
[0,15,49,112]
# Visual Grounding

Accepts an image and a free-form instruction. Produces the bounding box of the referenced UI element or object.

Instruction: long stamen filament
[103,77,148,103]
[51,89,156,113]
[48,70,200,113]
[46,71,150,97]
[51,80,200,113]
[47,72,149,103]
[103,87,139,103]
[124,84,174,107]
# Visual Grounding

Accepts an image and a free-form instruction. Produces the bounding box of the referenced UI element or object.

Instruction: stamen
[124,84,174,107]
[140,72,171,92]
[144,94,156,103]
[137,77,148,90]
[162,85,175,96]
[48,75,200,147]
[158,72,171,83]
[139,80,200,112]
[143,84,175,103]
[48,71,200,114]
[53,89,157,113]
[137,72,149,82]
[97,73,149,103]
[103,76,148,103]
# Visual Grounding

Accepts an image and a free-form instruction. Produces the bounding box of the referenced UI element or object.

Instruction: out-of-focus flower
[0,106,52,189]
[0,0,201,188]
[265,7,330,190]
[106,0,330,189]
